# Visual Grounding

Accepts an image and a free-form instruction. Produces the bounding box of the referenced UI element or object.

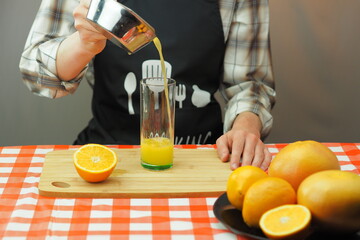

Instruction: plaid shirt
[19,0,275,138]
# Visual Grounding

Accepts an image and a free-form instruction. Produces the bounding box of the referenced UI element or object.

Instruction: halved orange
[260,204,312,240]
[73,144,118,182]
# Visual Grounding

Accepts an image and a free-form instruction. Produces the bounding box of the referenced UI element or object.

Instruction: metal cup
[86,0,156,54]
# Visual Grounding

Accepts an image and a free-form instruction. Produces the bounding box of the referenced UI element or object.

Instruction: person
[19,0,276,170]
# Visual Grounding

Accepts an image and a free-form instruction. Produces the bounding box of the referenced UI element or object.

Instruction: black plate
[213,193,360,240]
[213,193,268,239]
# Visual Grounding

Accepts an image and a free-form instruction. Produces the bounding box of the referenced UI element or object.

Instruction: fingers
[240,138,271,170]
[249,141,265,168]
[73,0,97,33]
[228,133,245,170]
[72,0,107,54]
[216,135,231,163]
[260,148,272,170]
[238,134,257,167]
[73,2,88,30]
[79,0,91,8]
[216,130,272,171]
[74,0,90,19]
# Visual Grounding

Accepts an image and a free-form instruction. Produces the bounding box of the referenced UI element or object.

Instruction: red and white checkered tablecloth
[0,143,359,239]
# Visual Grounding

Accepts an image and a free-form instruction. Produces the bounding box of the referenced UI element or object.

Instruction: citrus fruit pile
[73,144,118,183]
[226,140,360,239]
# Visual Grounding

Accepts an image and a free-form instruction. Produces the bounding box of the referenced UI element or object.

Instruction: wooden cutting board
[38,148,232,198]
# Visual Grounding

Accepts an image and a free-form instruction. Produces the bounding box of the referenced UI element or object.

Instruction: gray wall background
[0,0,359,146]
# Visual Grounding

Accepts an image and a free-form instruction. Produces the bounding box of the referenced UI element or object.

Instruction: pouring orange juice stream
[140,37,174,167]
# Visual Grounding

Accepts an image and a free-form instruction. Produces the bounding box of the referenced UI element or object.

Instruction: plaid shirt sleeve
[219,0,276,139]
[19,0,89,99]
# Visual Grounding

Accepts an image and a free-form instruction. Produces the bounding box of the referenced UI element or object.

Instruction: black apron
[75,0,226,145]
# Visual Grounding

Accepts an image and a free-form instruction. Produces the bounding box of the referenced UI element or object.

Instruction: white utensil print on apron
[145,78,165,110]
[191,85,211,108]
[124,72,137,115]
[175,131,212,145]
[175,84,186,108]
[142,60,172,109]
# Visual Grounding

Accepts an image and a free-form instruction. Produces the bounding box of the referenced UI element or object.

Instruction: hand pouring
[86,0,156,54]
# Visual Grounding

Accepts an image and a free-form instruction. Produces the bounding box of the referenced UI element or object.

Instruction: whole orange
[226,166,268,210]
[268,140,340,190]
[297,170,360,234]
[242,177,297,228]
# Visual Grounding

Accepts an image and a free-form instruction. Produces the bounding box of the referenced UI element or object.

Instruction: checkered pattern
[0,143,359,239]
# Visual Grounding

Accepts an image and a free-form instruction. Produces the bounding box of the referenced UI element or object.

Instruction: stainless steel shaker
[86,0,156,54]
